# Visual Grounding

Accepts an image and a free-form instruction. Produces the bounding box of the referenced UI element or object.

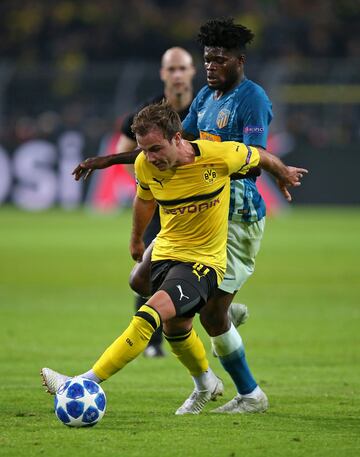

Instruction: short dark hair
[131,99,182,141]
[198,17,254,53]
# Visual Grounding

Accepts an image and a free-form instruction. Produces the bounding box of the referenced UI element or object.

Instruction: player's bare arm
[72,148,141,181]
[257,148,308,202]
[130,196,157,261]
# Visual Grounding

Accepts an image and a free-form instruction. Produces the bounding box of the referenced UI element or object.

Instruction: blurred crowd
[0,0,359,150]
[1,0,359,63]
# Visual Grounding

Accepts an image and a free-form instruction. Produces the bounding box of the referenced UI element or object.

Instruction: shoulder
[193,139,226,158]
[193,85,213,103]
[240,80,271,104]
[134,151,147,169]
[194,140,248,170]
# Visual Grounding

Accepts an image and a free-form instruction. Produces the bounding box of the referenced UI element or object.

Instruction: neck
[175,140,195,166]
[214,74,245,99]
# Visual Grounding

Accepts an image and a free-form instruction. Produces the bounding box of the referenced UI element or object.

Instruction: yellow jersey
[135,140,259,283]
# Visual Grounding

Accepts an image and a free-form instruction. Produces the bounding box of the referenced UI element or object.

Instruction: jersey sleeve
[134,154,154,200]
[223,142,260,175]
[242,91,273,148]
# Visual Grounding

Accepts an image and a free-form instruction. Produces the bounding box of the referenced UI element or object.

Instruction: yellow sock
[92,305,161,380]
[165,328,209,377]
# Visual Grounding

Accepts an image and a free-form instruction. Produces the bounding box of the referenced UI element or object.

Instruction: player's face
[204,47,244,93]
[160,51,195,96]
[137,128,180,171]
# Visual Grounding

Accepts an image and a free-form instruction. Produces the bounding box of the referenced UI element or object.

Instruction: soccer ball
[54,377,106,427]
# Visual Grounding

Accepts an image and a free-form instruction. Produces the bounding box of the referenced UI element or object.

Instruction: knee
[200,307,229,336]
[129,267,151,297]
[199,309,217,329]
[163,319,193,336]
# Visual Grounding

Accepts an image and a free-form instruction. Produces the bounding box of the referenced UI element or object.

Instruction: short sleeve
[224,143,260,175]
[242,92,273,148]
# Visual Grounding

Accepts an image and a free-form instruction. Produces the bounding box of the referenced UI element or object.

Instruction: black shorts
[150,260,218,318]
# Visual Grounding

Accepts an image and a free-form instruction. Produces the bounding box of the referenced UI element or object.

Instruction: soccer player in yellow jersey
[133,133,258,284]
[42,101,307,414]
[116,47,196,358]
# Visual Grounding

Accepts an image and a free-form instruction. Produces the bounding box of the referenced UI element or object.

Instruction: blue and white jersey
[182,78,273,222]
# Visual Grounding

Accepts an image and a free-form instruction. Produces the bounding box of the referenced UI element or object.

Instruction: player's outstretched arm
[72,148,142,181]
[257,148,308,202]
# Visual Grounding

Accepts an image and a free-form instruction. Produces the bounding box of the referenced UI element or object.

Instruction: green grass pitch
[0,207,359,457]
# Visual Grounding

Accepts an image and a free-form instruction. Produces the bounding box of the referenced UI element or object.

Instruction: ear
[174,131,182,145]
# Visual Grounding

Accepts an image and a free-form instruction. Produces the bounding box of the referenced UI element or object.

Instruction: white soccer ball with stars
[54,377,106,427]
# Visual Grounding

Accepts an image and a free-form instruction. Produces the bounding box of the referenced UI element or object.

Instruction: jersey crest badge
[216,109,231,129]
[203,168,217,184]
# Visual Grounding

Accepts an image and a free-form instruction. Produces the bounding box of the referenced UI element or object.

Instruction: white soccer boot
[175,378,224,415]
[41,367,70,395]
[228,303,249,327]
[211,388,268,414]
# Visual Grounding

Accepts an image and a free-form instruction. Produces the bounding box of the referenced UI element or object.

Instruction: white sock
[211,323,243,357]
[242,385,262,398]
[79,369,103,383]
[192,367,217,391]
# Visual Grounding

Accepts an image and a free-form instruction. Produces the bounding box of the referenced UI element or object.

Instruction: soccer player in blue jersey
[179,17,272,414]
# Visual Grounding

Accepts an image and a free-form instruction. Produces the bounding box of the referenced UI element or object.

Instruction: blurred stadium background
[0,0,359,211]
[1,3,359,455]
